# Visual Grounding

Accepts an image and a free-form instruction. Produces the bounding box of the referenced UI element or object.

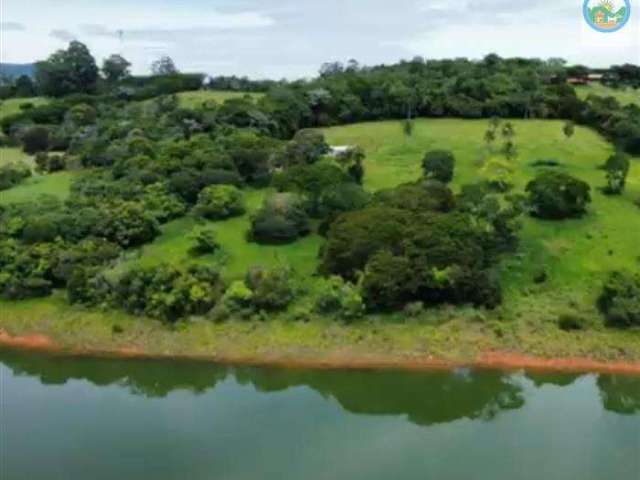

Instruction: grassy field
[1,117,639,364]
[323,118,640,318]
[118,189,323,280]
[575,83,639,106]
[0,97,48,119]
[0,147,34,167]
[0,169,77,205]
[177,90,263,109]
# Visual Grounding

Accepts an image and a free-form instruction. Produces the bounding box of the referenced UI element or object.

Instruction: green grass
[0,97,48,119]
[575,83,639,106]
[0,147,34,168]
[324,118,640,313]
[177,90,263,109]
[0,170,78,205]
[120,189,323,280]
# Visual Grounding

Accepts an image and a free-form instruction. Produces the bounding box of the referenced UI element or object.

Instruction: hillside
[0,63,36,79]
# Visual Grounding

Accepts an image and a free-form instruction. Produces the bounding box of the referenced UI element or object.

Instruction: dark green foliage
[558,313,588,331]
[422,150,455,183]
[526,171,591,219]
[597,272,640,328]
[373,180,455,213]
[284,129,329,165]
[603,152,630,195]
[0,162,31,190]
[245,266,296,311]
[35,152,66,173]
[140,183,187,223]
[189,228,220,256]
[35,41,99,97]
[249,193,310,245]
[195,185,245,220]
[21,126,50,154]
[320,207,411,279]
[360,251,414,310]
[113,264,225,321]
[102,54,131,82]
[92,201,160,247]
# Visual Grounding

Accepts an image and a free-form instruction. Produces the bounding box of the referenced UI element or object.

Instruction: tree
[484,128,496,150]
[151,56,178,76]
[14,75,35,97]
[284,129,328,165]
[502,140,518,161]
[562,121,575,140]
[597,271,640,328]
[249,193,310,244]
[603,152,630,195]
[102,54,131,82]
[501,122,515,140]
[195,185,245,220]
[422,150,455,183]
[35,41,98,96]
[21,126,50,154]
[189,228,220,256]
[525,172,591,219]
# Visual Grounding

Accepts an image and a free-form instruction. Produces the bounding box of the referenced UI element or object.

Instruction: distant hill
[0,63,36,80]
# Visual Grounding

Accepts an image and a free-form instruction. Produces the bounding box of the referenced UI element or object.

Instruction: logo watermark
[583,0,631,33]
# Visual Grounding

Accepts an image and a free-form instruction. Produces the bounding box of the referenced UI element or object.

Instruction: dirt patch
[1,329,640,375]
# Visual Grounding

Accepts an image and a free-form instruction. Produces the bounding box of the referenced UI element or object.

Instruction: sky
[1,0,639,79]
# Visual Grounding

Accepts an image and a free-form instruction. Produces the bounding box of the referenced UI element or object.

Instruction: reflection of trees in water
[597,375,640,415]
[4,349,637,423]
[233,367,525,426]
[0,349,229,398]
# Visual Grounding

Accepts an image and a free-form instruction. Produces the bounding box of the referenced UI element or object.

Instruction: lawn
[177,90,263,109]
[119,189,323,280]
[0,147,34,168]
[0,170,77,205]
[575,83,639,106]
[323,118,640,314]
[0,97,48,119]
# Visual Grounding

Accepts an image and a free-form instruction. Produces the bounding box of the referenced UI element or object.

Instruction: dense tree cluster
[526,172,591,219]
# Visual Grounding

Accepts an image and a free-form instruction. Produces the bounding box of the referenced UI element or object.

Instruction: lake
[1,348,639,479]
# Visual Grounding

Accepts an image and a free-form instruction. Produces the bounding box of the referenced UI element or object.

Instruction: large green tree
[35,41,99,96]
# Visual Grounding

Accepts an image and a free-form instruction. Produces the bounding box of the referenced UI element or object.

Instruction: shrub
[284,129,328,165]
[245,266,296,311]
[114,264,224,321]
[189,228,220,256]
[597,272,640,328]
[221,280,254,313]
[422,150,455,183]
[373,180,455,213]
[249,193,310,245]
[141,183,187,223]
[314,276,364,320]
[21,126,50,154]
[526,171,591,219]
[603,152,630,195]
[0,162,31,191]
[93,201,160,247]
[195,185,245,220]
[35,152,66,173]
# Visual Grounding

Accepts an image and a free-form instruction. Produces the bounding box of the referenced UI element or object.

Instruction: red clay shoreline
[2,329,640,376]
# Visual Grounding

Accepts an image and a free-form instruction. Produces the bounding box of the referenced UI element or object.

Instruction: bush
[422,150,455,183]
[526,171,591,219]
[314,276,364,320]
[195,185,245,220]
[35,152,66,173]
[597,272,640,328]
[603,152,630,195]
[93,201,160,247]
[189,228,220,256]
[113,264,224,321]
[221,281,254,313]
[21,126,50,154]
[0,162,31,191]
[373,180,455,213]
[245,266,296,311]
[249,193,310,244]
[284,129,328,165]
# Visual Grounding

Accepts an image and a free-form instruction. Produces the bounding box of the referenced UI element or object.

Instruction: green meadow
[177,90,263,108]
[575,83,639,106]
[0,97,48,119]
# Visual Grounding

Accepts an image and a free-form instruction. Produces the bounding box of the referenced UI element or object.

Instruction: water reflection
[1,348,639,421]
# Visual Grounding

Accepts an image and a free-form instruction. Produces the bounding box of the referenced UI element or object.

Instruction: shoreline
[2,329,640,376]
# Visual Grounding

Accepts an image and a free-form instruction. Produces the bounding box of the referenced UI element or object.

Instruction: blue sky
[1,0,638,79]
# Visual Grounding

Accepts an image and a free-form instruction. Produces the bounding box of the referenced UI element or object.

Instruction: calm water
[0,349,639,480]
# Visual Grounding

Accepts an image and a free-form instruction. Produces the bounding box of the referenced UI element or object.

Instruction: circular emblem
[583,0,631,33]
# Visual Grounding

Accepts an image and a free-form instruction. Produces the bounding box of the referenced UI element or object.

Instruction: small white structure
[328,145,353,157]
